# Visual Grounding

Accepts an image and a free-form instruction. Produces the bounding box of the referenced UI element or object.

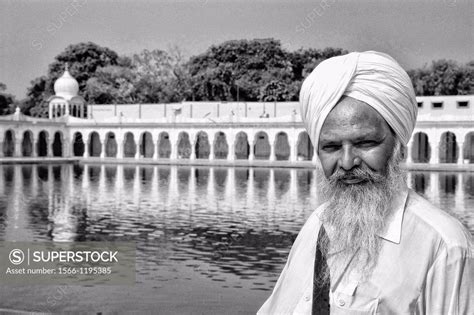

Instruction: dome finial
[54,62,79,100]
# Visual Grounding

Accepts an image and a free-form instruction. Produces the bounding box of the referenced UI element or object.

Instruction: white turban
[299,51,417,153]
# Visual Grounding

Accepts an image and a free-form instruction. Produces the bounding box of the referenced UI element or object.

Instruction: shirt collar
[377,185,409,244]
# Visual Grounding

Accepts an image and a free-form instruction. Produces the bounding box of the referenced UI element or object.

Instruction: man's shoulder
[404,189,472,251]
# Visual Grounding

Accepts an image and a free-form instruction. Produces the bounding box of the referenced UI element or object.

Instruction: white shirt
[257,187,473,314]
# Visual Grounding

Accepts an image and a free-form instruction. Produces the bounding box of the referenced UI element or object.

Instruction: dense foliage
[0,83,16,115]
[3,39,472,117]
[407,60,473,96]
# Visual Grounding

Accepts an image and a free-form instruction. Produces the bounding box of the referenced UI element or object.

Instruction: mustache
[329,166,385,184]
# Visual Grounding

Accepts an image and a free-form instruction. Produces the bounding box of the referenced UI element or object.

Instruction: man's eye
[321,144,340,152]
[357,140,378,147]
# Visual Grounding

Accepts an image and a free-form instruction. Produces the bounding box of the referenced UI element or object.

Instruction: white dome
[54,65,79,100]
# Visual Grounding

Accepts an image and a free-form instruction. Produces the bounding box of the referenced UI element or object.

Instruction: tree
[85,65,138,104]
[288,47,347,80]
[130,48,190,103]
[23,42,120,116]
[0,83,16,115]
[408,60,474,96]
[187,39,293,101]
[187,39,347,102]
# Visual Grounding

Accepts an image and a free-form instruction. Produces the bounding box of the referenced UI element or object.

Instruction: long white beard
[316,145,406,283]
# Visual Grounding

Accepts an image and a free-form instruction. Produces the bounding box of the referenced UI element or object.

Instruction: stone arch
[88,131,101,157]
[105,132,117,157]
[140,132,154,158]
[37,131,48,157]
[439,132,458,163]
[21,130,34,157]
[3,129,15,157]
[72,132,85,157]
[274,132,290,161]
[254,131,270,160]
[464,132,474,163]
[158,132,171,158]
[195,131,210,159]
[214,131,228,159]
[234,132,249,160]
[297,132,314,161]
[411,132,430,163]
[52,131,63,157]
[123,132,137,158]
[177,132,191,159]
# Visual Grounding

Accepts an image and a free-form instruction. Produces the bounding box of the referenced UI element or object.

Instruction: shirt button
[338,299,345,306]
[304,295,310,301]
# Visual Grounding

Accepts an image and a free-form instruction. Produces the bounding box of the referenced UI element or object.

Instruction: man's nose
[338,145,361,170]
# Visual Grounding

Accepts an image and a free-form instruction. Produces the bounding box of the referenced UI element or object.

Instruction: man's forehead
[318,96,394,144]
[323,96,388,130]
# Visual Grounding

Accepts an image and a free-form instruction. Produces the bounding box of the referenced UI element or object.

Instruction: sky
[0,0,472,99]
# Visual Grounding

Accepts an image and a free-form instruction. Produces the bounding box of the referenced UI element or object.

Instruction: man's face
[318,96,396,181]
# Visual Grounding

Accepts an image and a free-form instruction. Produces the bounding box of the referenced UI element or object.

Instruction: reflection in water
[439,174,457,194]
[465,175,474,197]
[0,165,472,293]
[412,173,428,195]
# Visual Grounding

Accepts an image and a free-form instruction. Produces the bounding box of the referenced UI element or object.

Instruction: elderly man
[258,51,472,314]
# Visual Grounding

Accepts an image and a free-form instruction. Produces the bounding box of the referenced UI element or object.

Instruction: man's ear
[399,144,407,160]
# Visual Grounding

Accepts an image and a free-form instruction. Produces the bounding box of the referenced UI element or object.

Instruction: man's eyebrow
[353,134,385,142]
[320,133,385,144]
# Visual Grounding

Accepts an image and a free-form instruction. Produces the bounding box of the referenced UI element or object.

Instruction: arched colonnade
[1,125,473,164]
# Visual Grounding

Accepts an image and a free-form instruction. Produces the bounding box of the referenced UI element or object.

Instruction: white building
[0,67,473,165]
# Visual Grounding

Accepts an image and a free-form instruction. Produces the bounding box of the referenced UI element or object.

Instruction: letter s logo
[9,249,25,265]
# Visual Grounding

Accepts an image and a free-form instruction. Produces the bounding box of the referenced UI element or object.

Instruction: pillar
[190,140,196,160]
[290,133,297,162]
[82,133,89,158]
[406,140,413,164]
[169,133,178,160]
[47,136,53,157]
[457,141,464,165]
[227,132,235,161]
[208,134,215,161]
[63,135,70,157]
[248,138,255,161]
[134,139,140,159]
[14,138,21,157]
[116,134,124,159]
[269,143,275,161]
[32,135,38,157]
[153,137,159,159]
[100,134,106,158]
[430,142,439,164]
[312,148,318,163]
